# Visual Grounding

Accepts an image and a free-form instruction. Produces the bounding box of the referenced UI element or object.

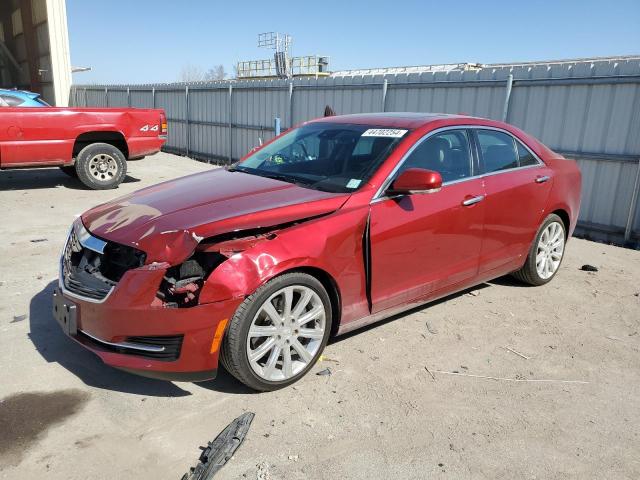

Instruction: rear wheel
[512,213,566,286]
[75,143,127,190]
[221,273,332,391]
[59,165,78,178]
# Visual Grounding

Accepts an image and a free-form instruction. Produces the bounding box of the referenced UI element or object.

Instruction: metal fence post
[288,81,294,128]
[83,88,87,106]
[274,117,281,136]
[127,87,131,107]
[381,78,388,112]
[104,87,109,107]
[152,87,156,108]
[624,158,640,243]
[502,74,513,122]
[185,86,190,157]
[228,84,233,163]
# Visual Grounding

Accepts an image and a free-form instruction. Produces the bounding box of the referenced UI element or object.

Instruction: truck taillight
[160,112,168,135]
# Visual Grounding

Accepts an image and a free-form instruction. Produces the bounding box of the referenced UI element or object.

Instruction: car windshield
[231,122,408,193]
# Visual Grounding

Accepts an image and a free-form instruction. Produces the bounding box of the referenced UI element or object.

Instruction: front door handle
[462,195,485,206]
[535,175,550,183]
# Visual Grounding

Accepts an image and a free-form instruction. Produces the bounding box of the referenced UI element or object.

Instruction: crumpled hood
[82,168,349,264]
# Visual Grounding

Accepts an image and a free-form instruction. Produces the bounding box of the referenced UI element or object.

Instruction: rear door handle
[462,195,485,206]
[535,175,550,183]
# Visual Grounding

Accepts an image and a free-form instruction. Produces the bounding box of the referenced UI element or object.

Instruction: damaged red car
[53,113,581,391]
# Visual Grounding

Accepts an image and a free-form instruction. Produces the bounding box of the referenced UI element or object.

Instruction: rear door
[369,128,485,313]
[473,128,554,274]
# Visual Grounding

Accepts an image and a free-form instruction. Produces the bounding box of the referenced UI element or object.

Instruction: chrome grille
[60,222,146,302]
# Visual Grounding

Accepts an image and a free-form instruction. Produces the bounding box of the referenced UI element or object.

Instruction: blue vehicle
[0,88,50,107]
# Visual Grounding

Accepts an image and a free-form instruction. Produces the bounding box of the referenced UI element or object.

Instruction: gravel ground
[1,152,639,479]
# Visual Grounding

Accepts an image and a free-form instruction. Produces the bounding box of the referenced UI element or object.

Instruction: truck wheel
[59,166,78,178]
[75,143,127,190]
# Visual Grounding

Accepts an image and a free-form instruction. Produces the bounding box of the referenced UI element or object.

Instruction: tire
[512,213,566,286]
[59,165,78,178]
[221,272,333,391]
[75,143,127,190]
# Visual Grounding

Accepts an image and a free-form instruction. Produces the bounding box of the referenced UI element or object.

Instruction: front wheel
[75,143,127,190]
[512,213,566,286]
[221,273,332,391]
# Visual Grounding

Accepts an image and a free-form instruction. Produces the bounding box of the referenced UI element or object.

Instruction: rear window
[0,94,25,107]
[516,140,539,167]
[477,130,519,173]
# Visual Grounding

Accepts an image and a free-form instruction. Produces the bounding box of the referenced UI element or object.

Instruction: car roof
[309,112,491,129]
[0,88,39,98]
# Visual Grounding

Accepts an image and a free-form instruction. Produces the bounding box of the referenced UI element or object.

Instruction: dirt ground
[1,152,639,479]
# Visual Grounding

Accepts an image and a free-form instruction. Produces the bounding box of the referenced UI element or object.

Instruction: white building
[0,0,71,106]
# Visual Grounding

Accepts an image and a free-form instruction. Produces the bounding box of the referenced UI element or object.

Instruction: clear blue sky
[67,0,640,84]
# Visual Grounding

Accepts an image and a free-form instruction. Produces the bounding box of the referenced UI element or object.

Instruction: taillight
[160,112,168,136]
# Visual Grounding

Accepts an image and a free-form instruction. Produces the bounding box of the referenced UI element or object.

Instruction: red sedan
[53,113,581,391]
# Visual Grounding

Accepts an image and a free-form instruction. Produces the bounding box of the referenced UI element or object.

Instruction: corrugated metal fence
[71,56,640,247]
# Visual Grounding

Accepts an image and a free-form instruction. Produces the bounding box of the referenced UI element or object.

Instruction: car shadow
[194,369,255,395]
[29,281,191,397]
[0,168,140,191]
[486,275,532,288]
[330,282,492,344]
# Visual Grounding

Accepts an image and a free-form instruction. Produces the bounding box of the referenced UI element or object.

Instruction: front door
[370,128,485,313]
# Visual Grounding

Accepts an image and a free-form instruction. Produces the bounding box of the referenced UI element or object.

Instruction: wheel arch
[549,208,571,239]
[73,131,129,159]
[280,266,342,337]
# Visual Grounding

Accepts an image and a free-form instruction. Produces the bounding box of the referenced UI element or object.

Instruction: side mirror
[388,168,443,195]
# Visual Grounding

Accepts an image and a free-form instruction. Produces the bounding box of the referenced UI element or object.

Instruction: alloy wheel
[536,221,565,279]
[246,285,326,381]
[88,153,118,182]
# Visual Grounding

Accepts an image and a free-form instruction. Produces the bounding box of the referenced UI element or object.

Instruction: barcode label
[361,129,408,138]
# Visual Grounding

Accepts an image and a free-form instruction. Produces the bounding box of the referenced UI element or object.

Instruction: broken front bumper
[54,262,243,382]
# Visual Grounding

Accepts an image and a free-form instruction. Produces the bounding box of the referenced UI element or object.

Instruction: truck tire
[59,166,78,178]
[75,143,127,190]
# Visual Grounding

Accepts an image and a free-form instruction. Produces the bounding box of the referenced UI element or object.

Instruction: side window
[516,140,539,167]
[0,95,25,107]
[477,130,518,173]
[400,129,472,183]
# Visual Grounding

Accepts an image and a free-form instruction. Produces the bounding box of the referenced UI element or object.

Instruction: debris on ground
[425,320,438,335]
[433,370,588,384]
[468,290,480,296]
[287,454,299,462]
[316,368,332,376]
[11,314,27,323]
[505,346,530,360]
[319,355,340,364]
[29,238,48,243]
[181,412,254,480]
[256,462,271,480]
[424,366,436,380]
[580,264,599,272]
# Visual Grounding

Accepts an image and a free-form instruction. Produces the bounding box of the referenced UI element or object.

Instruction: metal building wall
[71,56,640,246]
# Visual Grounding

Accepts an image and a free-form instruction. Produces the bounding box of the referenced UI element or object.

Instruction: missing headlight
[157,252,227,308]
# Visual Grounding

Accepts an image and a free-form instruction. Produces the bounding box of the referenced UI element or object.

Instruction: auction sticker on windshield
[361,128,408,138]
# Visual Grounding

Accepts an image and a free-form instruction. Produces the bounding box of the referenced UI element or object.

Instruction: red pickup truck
[0,107,167,189]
